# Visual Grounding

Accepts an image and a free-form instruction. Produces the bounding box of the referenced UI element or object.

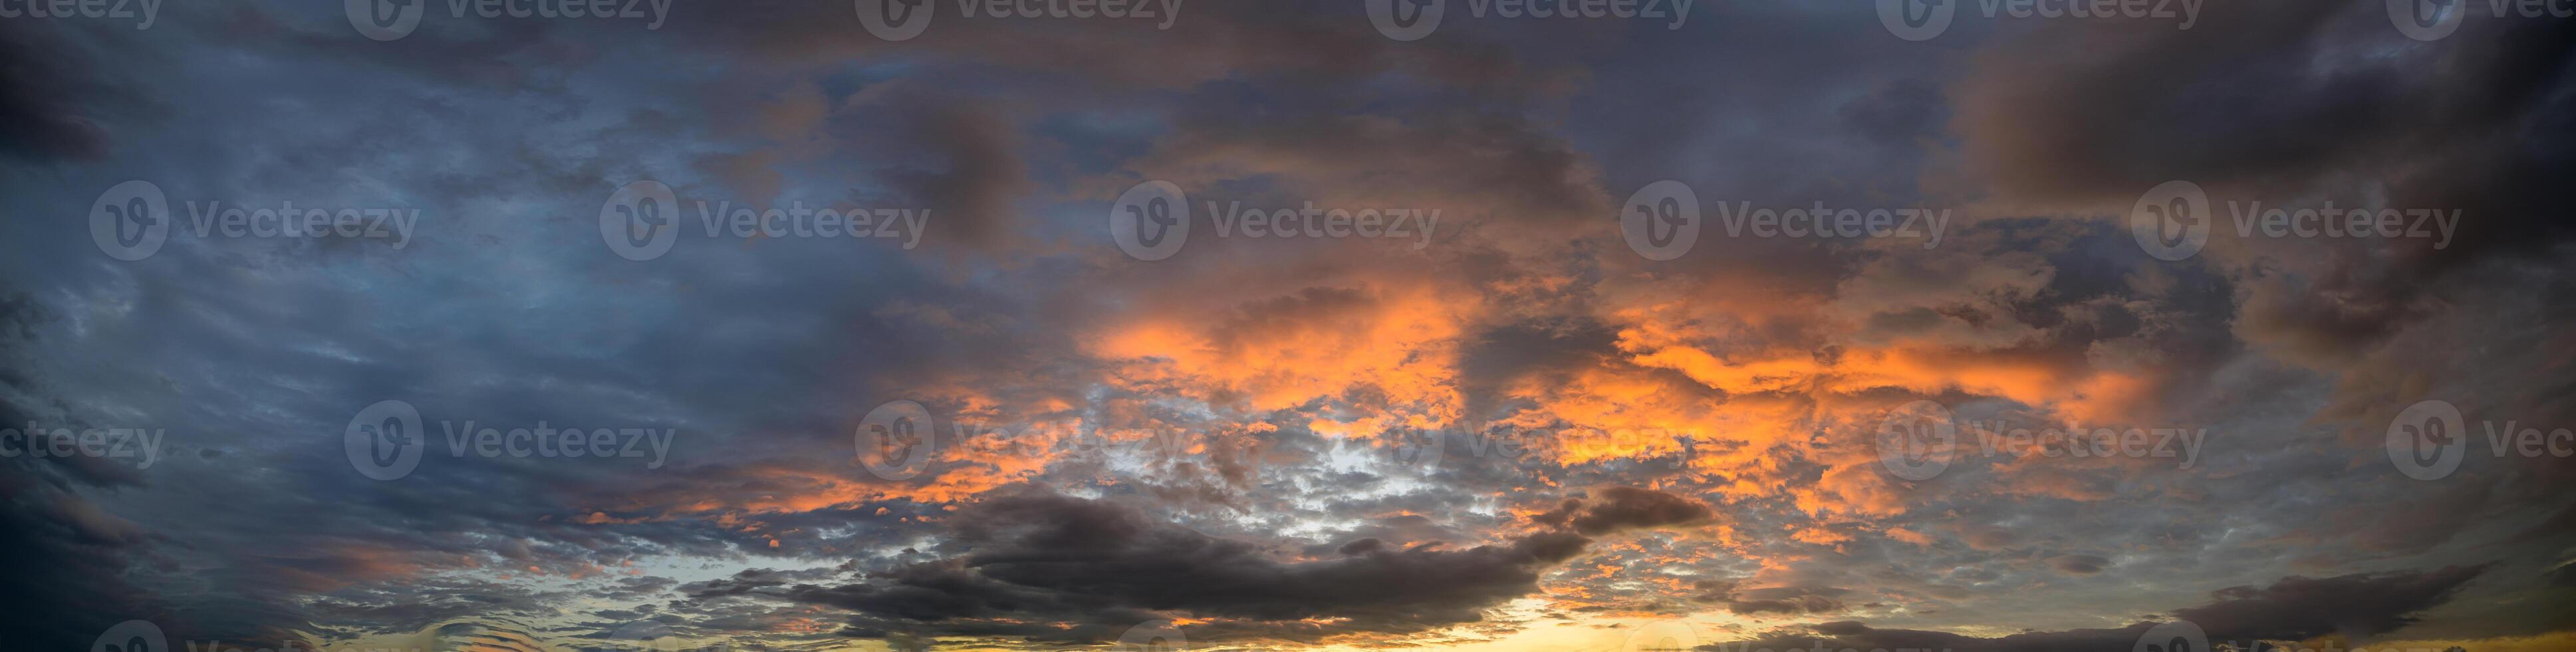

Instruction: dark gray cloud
[0,25,112,161]
[1706,565,2491,651]
[765,488,1705,644]
[1531,486,1716,536]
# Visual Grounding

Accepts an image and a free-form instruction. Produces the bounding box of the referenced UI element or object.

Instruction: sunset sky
[3,1,2573,651]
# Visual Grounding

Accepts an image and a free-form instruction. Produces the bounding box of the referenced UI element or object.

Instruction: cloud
[0,25,114,161]
[775,488,1708,644]
[2043,554,2111,575]
[1,3,2569,650]
[1532,486,1717,536]
[1706,565,2492,651]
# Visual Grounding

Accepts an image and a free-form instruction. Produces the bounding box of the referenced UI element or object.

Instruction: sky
[2,1,2573,651]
